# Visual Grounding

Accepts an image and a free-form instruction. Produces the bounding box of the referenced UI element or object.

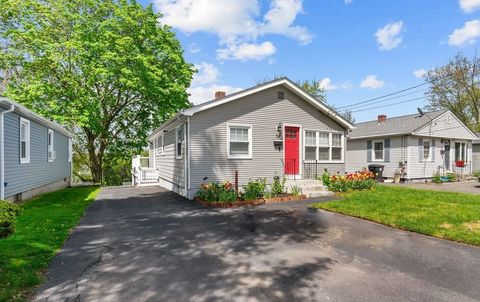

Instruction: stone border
[194,194,307,208]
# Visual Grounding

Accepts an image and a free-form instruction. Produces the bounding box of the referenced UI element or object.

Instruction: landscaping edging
[194,194,307,208]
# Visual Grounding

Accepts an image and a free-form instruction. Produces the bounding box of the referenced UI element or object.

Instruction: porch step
[285,179,333,198]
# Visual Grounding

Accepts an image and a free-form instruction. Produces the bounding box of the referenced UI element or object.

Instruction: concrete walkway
[35,186,480,302]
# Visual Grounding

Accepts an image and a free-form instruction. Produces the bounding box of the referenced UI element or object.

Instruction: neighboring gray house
[0,97,74,202]
[143,78,354,199]
[472,133,480,173]
[347,110,477,181]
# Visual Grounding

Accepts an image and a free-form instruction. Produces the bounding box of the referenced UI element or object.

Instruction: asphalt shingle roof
[348,110,447,139]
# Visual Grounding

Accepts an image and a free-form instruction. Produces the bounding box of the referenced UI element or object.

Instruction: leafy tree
[425,53,480,131]
[0,0,194,183]
[296,78,326,103]
[341,110,356,124]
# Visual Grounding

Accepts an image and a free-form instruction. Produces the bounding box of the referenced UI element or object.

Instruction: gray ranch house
[0,97,74,202]
[347,110,477,181]
[138,78,354,199]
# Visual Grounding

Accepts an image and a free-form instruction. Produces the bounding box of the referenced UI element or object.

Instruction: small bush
[446,173,457,182]
[289,185,302,196]
[0,200,21,238]
[321,168,330,187]
[243,178,267,201]
[474,171,480,178]
[271,174,287,196]
[432,175,442,183]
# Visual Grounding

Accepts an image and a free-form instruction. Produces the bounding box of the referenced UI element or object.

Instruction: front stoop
[285,179,333,198]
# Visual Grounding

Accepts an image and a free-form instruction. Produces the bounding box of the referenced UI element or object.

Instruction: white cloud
[448,19,480,47]
[154,0,312,61]
[318,78,352,91]
[344,0,353,4]
[188,43,201,54]
[374,21,404,50]
[191,62,220,86]
[459,0,480,13]
[217,41,276,61]
[188,85,243,104]
[413,68,428,78]
[360,75,386,89]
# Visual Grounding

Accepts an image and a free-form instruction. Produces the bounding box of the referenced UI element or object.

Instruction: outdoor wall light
[276,122,283,139]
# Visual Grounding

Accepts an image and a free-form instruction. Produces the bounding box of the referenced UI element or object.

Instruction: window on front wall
[20,118,30,164]
[373,141,384,161]
[304,131,344,162]
[423,140,431,160]
[228,124,252,159]
[176,125,185,159]
[455,142,467,161]
[304,131,316,160]
[47,129,55,162]
[157,134,164,155]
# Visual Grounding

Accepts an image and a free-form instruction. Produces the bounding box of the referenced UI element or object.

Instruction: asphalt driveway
[35,186,480,302]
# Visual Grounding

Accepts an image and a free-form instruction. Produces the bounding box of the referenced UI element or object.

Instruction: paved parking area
[386,181,480,194]
[35,186,480,302]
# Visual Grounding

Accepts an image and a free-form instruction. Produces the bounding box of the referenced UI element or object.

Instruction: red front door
[284,126,300,175]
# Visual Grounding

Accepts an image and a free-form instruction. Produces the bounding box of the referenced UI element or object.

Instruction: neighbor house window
[227,124,252,159]
[176,125,185,159]
[68,138,73,163]
[20,118,30,164]
[48,129,55,162]
[455,142,467,161]
[423,140,431,160]
[373,141,384,161]
[304,131,344,162]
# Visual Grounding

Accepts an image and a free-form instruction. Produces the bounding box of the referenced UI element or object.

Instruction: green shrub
[0,200,21,238]
[243,178,267,201]
[432,175,442,183]
[328,170,376,192]
[474,171,480,178]
[289,185,302,196]
[271,174,287,196]
[321,168,330,187]
[446,173,457,182]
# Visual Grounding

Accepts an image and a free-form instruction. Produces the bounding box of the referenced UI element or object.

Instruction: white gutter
[1,102,15,200]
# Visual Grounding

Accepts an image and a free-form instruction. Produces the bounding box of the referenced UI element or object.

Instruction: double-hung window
[373,141,384,161]
[157,134,164,155]
[304,131,317,161]
[227,124,252,159]
[48,129,55,162]
[455,142,467,161]
[176,124,185,159]
[304,131,344,162]
[20,118,30,164]
[423,140,431,160]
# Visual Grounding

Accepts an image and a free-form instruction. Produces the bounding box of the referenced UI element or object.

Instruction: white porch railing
[132,155,158,186]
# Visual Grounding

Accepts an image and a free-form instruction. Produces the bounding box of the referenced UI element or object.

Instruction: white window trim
[68,138,73,163]
[227,123,253,159]
[303,130,344,163]
[372,140,384,162]
[423,139,432,161]
[175,124,185,160]
[20,117,31,164]
[48,129,55,162]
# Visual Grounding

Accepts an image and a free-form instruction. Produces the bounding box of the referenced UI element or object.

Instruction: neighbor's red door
[284,126,300,175]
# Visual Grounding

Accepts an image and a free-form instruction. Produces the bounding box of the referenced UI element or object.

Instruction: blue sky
[140,0,480,122]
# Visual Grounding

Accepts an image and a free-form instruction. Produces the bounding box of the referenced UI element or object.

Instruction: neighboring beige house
[141,77,354,199]
[347,110,477,181]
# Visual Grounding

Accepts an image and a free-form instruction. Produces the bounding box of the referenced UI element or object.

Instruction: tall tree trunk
[86,131,103,184]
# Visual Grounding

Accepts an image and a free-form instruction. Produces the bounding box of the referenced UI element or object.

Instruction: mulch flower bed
[194,194,307,208]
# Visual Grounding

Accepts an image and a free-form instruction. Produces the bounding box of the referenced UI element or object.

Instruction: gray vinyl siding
[151,117,187,190]
[347,136,408,178]
[2,109,71,198]
[473,144,480,173]
[188,86,346,196]
[414,111,477,140]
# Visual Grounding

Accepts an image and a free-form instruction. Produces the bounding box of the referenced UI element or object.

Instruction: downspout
[186,116,190,197]
[1,102,15,200]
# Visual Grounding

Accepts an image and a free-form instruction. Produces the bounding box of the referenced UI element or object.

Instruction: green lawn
[313,185,480,246]
[0,186,100,302]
